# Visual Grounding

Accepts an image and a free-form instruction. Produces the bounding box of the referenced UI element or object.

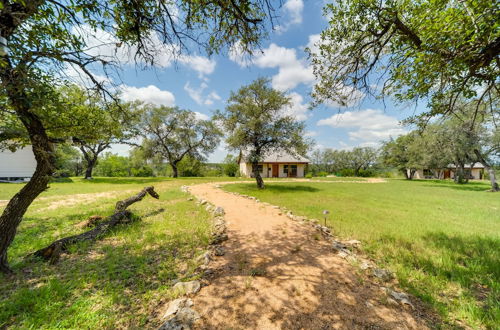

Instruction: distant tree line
[308,147,379,177]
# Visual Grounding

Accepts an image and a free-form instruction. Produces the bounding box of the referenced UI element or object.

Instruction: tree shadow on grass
[0,209,209,329]
[416,180,492,192]
[376,232,499,327]
[80,177,170,185]
[261,184,321,193]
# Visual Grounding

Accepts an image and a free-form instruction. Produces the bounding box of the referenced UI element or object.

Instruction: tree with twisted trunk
[0,0,280,273]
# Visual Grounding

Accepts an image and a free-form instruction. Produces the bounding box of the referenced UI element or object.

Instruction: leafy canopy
[310,0,499,121]
[218,77,309,162]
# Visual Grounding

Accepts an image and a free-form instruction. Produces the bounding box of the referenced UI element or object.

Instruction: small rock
[187,197,194,201]
[213,206,225,216]
[199,200,208,205]
[163,298,193,319]
[160,297,200,330]
[211,233,228,244]
[332,240,347,251]
[344,239,361,249]
[214,246,225,256]
[386,298,399,306]
[205,205,213,212]
[338,250,349,259]
[365,301,374,308]
[389,290,414,308]
[373,268,394,281]
[360,261,371,270]
[172,281,201,295]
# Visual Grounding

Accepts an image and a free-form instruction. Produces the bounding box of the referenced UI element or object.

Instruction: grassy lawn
[224,179,500,329]
[0,177,229,328]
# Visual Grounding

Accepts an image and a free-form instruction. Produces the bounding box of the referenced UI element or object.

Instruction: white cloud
[178,55,216,78]
[283,92,310,120]
[184,82,221,105]
[194,112,209,120]
[276,0,304,33]
[254,44,315,91]
[306,34,321,55]
[229,41,252,67]
[120,85,175,106]
[305,131,318,137]
[317,109,406,145]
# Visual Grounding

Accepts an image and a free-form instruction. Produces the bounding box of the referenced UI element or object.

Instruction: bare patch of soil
[37,190,136,212]
[187,182,431,329]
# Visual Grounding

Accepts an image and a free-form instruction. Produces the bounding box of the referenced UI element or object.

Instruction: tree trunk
[409,169,416,180]
[252,161,264,189]
[171,163,179,178]
[474,149,499,191]
[455,163,467,184]
[84,160,96,179]
[402,169,409,179]
[0,114,55,273]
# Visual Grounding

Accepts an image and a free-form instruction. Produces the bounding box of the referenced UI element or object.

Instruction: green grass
[224,178,500,329]
[0,177,228,329]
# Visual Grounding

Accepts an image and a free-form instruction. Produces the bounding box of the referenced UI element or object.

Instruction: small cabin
[0,146,37,182]
[409,163,485,180]
[238,150,309,178]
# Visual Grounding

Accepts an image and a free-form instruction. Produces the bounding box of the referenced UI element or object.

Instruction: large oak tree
[217,78,309,189]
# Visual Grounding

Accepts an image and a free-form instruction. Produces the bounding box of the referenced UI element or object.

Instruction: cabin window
[283,165,289,174]
[291,165,297,176]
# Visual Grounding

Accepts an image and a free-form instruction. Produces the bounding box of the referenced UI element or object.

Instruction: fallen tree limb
[31,186,160,262]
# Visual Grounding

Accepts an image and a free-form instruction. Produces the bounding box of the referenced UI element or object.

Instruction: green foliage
[177,156,205,177]
[226,179,500,328]
[311,0,499,121]
[53,144,84,177]
[222,154,239,177]
[139,105,222,177]
[309,147,379,176]
[94,153,130,177]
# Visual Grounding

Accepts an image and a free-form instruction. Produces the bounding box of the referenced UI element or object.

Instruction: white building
[0,146,37,181]
[238,150,309,178]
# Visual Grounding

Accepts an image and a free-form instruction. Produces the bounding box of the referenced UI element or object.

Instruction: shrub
[305,173,313,178]
[316,171,329,177]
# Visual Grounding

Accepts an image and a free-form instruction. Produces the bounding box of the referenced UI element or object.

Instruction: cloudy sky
[97,0,419,162]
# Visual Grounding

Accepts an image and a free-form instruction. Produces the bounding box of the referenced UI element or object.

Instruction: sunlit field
[224,179,500,328]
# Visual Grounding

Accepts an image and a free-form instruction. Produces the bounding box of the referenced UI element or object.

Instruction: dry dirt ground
[187,181,432,330]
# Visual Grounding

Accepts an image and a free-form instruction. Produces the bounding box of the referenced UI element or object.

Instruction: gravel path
[187,182,429,329]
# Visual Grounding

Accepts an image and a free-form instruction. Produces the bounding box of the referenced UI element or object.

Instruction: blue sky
[90,0,421,162]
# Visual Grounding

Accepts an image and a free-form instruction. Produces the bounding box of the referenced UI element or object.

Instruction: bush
[338,168,355,177]
[305,172,313,178]
[131,166,154,177]
[316,171,329,177]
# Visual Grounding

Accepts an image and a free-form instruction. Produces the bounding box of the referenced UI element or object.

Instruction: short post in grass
[322,210,329,227]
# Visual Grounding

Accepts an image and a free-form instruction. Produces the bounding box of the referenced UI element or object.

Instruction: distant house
[238,150,310,178]
[409,163,485,180]
[0,146,37,182]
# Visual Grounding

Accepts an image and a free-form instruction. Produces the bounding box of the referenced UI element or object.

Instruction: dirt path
[188,182,429,330]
